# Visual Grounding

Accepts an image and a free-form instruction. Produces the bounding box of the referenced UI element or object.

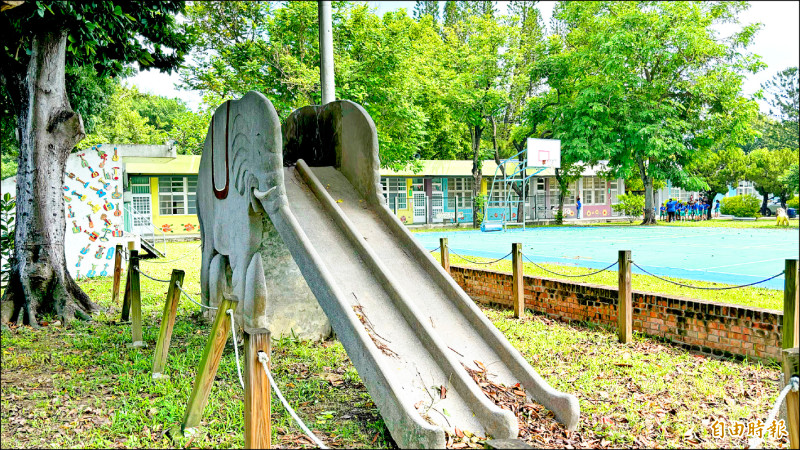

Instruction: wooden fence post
[244,328,271,449]
[112,244,123,305]
[783,259,799,349]
[181,295,238,433]
[127,250,146,348]
[512,243,524,318]
[440,237,450,273]
[617,250,632,344]
[152,269,185,379]
[783,348,798,449]
[121,242,134,322]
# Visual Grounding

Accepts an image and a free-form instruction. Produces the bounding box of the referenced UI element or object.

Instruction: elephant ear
[218,91,286,208]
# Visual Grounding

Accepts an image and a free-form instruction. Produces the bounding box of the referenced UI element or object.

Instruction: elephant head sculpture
[197,91,288,330]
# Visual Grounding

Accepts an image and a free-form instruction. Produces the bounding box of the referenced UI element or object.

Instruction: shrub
[555,208,564,225]
[611,194,645,223]
[1,192,15,289]
[720,194,760,217]
[787,197,799,209]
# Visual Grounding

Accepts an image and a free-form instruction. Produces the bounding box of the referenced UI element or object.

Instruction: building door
[413,192,427,224]
[128,176,153,237]
[131,194,153,237]
[431,192,444,223]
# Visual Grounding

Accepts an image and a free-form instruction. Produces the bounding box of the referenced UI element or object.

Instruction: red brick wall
[449,265,784,361]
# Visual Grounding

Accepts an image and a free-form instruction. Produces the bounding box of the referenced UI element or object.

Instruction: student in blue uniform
[714,200,721,218]
[666,198,676,222]
[659,203,667,221]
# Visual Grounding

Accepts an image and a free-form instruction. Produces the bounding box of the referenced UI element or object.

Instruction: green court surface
[416,226,799,290]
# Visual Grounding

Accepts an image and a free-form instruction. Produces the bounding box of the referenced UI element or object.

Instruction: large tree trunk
[0,30,96,326]
[759,189,769,216]
[638,158,656,225]
[471,124,484,229]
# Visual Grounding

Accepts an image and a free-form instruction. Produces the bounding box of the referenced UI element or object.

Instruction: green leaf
[113,5,122,15]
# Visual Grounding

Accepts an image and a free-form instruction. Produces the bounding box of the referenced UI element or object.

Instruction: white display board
[62,145,126,279]
[526,138,561,168]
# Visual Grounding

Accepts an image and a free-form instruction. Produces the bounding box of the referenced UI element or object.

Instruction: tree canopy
[541,1,764,223]
[0,0,189,326]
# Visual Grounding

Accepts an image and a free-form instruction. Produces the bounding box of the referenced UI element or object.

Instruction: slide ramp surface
[273,160,579,448]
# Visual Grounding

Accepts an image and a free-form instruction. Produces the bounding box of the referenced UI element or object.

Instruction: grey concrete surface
[197,91,329,340]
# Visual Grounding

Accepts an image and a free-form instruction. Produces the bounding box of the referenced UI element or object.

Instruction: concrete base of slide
[196,92,580,448]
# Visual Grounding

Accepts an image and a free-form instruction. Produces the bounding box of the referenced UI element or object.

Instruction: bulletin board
[62,145,126,279]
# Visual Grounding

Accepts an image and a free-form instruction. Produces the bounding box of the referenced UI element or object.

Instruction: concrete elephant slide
[197,91,580,448]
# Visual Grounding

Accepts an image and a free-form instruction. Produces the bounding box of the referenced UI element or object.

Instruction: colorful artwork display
[63,145,126,279]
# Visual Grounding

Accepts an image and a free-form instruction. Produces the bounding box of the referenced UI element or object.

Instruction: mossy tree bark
[638,159,656,225]
[0,30,96,326]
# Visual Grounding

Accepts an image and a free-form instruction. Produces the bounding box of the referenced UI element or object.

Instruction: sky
[126,1,799,114]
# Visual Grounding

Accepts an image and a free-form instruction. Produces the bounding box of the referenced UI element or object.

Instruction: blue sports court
[415,226,800,290]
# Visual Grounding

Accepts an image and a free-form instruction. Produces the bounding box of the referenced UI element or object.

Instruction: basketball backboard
[527,138,561,169]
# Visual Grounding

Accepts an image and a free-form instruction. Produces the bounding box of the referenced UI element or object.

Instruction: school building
[0,144,627,262]
[121,154,626,234]
[380,160,626,225]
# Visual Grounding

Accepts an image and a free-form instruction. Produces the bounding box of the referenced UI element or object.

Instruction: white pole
[318,1,335,105]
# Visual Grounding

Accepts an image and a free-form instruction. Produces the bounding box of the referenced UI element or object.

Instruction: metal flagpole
[318,1,335,105]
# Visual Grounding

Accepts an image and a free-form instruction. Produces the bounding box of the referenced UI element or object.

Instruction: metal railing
[123,202,167,256]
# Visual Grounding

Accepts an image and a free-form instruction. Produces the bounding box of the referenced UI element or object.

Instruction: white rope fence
[257,351,329,449]
[133,266,172,283]
[225,310,328,448]
[175,281,218,310]
[227,309,245,390]
[747,375,799,449]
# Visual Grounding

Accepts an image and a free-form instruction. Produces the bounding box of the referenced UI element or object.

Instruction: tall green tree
[443,12,511,227]
[0,1,188,326]
[780,163,799,196]
[79,85,168,149]
[182,2,447,170]
[79,85,210,155]
[549,1,763,224]
[686,146,747,216]
[2,64,119,179]
[413,1,440,22]
[746,147,799,211]
[760,67,799,150]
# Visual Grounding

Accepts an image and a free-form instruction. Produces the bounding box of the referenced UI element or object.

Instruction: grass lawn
[0,241,791,448]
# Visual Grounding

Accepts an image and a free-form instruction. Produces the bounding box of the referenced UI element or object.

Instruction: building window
[449,177,473,208]
[583,177,607,205]
[411,177,425,192]
[669,186,700,202]
[158,176,197,215]
[381,177,407,210]
[130,176,150,194]
[609,179,621,204]
[535,178,546,193]
[549,180,576,205]
[736,181,757,197]
[490,174,524,207]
